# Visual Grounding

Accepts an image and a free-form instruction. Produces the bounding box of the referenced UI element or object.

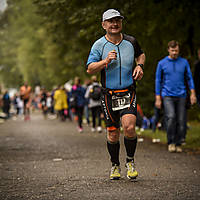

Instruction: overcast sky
[0,0,7,12]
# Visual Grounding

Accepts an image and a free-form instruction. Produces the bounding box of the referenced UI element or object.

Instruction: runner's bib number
[112,93,130,111]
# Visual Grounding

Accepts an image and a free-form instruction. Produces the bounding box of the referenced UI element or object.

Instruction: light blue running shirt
[86,34,143,90]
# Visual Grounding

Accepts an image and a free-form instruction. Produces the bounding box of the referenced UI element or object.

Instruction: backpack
[89,85,102,101]
[69,93,77,108]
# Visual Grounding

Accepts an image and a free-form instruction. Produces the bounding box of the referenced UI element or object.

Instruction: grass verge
[138,121,200,153]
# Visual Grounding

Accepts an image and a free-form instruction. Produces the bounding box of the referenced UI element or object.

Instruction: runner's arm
[87,50,117,74]
[87,60,107,74]
[133,53,145,80]
[135,53,145,67]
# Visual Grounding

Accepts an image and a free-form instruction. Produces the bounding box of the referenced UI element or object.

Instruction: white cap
[102,9,124,22]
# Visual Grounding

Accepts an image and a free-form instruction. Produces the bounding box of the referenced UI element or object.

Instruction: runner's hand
[133,65,143,80]
[105,50,117,66]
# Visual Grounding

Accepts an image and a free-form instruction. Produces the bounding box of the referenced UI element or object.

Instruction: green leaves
[0,0,200,116]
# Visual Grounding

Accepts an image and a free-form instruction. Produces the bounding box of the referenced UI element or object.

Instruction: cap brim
[103,15,124,21]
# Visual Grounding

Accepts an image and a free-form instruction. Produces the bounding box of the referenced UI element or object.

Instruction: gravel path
[0,113,200,200]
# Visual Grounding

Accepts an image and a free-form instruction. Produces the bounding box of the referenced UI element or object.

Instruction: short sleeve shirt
[86,34,143,90]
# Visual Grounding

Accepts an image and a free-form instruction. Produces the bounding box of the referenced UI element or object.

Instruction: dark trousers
[23,99,30,116]
[163,97,186,146]
[152,106,166,132]
[152,106,161,132]
[91,106,102,128]
[76,106,84,128]
[3,105,10,119]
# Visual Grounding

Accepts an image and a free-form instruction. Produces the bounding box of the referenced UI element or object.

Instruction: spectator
[46,92,53,116]
[40,87,48,119]
[71,77,86,132]
[151,105,166,133]
[155,40,196,153]
[20,82,32,121]
[13,93,22,116]
[85,75,102,133]
[54,85,68,121]
[83,79,91,126]
[2,90,11,119]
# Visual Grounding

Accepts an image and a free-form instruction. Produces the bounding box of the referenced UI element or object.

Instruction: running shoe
[78,127,83,133]
[97,126,102,133]
[110,165,121,180]
[126,161,138,179]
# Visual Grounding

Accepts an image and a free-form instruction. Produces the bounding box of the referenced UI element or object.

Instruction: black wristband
[137,64,144,70]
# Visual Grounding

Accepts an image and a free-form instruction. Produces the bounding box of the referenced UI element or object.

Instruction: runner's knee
[107,128,120,142]
[123,124,136,138]
[123,123,134,133]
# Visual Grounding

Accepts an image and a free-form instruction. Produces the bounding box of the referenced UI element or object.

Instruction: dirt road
[0,113,200,200]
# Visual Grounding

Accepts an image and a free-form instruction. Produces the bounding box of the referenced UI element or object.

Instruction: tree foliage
[0,0,200,115]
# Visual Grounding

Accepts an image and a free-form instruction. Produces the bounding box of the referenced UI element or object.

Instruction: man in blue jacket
[155,40,196,153]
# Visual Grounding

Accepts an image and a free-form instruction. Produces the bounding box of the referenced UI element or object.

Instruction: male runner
[86,9,145,180]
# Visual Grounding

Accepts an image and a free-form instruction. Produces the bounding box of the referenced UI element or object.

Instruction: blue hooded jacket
[71,85,86,107]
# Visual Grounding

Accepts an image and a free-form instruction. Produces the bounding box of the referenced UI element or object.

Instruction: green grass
[138,121,200,152]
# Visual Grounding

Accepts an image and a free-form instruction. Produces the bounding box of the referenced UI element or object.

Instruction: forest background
[0,0,200,118]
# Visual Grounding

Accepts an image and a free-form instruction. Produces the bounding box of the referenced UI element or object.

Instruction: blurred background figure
[46,92,53,118]
[136,104,144,129]
[71,77,86,133]
[53,85,68,121]
[40,87,48,119]
[85,75,102,133]
[13,93,23,116]
[151,105,166,132]
[83,79,91,126]
[20,82,32,121]
[2,90,11,119]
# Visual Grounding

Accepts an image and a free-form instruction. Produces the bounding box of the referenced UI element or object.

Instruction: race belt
[112,92,130,111]
[102,86,135,111]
